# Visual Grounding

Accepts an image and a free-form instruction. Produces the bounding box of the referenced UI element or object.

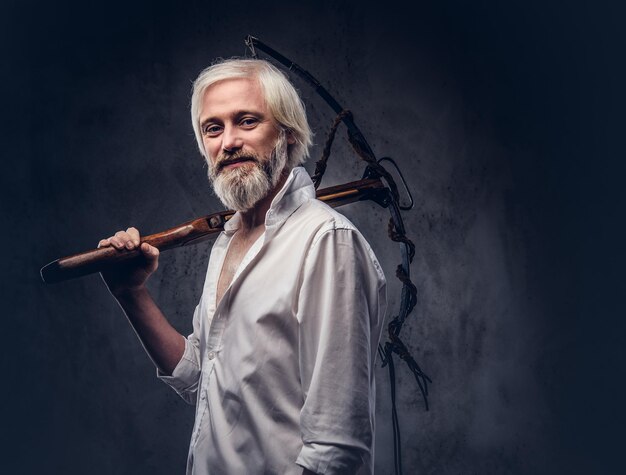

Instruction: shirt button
[208,351,216,360]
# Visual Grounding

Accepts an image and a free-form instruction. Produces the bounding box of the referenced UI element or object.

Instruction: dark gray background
[2,0,624,474]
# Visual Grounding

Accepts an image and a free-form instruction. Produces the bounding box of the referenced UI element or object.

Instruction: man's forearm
[114,286,185,375]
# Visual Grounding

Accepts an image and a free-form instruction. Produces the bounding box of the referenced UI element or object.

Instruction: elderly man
[99,59,386,475]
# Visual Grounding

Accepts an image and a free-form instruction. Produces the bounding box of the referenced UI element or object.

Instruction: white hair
[190,58,312,169]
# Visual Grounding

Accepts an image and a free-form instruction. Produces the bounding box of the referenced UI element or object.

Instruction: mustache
[214,151,260,174]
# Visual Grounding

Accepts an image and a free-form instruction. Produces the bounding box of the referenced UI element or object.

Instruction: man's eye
[240,117,258,127]
[203,125,222,136]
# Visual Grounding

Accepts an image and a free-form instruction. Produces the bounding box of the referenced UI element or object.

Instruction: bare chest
[216,229,264,306]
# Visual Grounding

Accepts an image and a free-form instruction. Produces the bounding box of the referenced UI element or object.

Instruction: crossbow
[245,36,430,474]
[40,36,430,475]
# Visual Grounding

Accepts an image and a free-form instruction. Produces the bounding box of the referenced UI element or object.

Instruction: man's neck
[237,170,290,235]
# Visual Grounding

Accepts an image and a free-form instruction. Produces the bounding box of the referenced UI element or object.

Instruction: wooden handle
[40,178,387,284]
[40,213,232,284]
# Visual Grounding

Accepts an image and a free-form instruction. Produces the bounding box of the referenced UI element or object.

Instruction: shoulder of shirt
[296,197,357,228]
[291,197,387,284]
[287,196,372,247]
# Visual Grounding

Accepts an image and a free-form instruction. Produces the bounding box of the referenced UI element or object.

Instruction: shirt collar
[223,166,315,234]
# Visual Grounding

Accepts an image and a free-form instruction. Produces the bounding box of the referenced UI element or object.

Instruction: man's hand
[96,226,185,374]
[98,227,159,296]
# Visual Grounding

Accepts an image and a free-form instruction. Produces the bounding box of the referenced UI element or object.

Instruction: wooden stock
[40,178,388,284]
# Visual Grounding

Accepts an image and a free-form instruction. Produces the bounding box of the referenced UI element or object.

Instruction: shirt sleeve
[295,227,387,474]
[156,303,203,405]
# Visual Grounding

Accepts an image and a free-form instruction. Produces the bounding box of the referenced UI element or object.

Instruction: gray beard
[208,133,288,211]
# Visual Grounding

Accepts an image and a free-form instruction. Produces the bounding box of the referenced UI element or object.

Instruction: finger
[109,233,126,250]
[126,227,141,247]
[114,230,136,250]
[97,239,111,249]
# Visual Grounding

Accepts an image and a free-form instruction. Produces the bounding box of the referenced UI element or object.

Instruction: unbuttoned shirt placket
[190,227,266,448]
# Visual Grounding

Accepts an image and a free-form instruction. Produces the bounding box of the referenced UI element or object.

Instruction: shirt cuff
[156,338,201,402]
[296,442,364,475]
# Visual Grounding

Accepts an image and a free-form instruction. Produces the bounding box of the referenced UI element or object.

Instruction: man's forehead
[200,77,269,120]
[203,78,263,105]
[199,78,274,128]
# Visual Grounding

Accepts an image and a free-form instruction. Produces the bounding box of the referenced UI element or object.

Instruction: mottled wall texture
[2,1,624,474]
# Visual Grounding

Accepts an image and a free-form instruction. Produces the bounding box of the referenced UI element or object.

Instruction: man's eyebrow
[199,116,217,130]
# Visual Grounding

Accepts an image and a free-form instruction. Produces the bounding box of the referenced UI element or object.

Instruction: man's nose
[221,125,243,153]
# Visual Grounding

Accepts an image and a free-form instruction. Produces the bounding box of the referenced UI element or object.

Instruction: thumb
[140,243,160,262]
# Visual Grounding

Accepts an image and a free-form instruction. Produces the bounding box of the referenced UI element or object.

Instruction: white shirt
[158,167,387,475]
